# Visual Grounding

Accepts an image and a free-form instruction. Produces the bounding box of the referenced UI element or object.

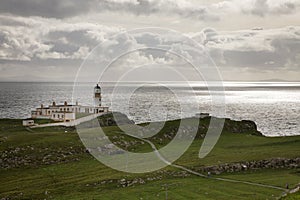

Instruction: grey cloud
[195,27,300,70]
[223,50,280,68]
[1,15,299,72]
[45,30,102,55]
[0,0,93,18]
[98,0,160,15]
[0,0,299,20]
[0,16,29,26]
[244,0,300,16]
[94,0,219,21]
[0,0,216,20]
[251,0,269,16]
[0,15,299,81]
[0,16,120,61]
[134,32,162,47]
[99,0,300,20]
[271,37,300,69]
[47,30,99,47]
[274,2,297,14]
[47,41,79,54]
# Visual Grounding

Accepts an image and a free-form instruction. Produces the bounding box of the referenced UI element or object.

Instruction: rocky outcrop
[97,112,134,127]
[222,118,262,136]
[96,113,261,136]
[194,157,300,175]
[193,116,263,137]
[78,112,134,129]
[0,145,86,169]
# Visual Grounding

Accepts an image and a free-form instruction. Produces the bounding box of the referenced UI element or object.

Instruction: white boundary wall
[31,112,110,128]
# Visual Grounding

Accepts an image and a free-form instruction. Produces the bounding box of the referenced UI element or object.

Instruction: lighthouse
[28,83,109,124]
[94,83,101,106]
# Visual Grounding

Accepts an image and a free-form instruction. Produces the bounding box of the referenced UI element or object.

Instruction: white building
[31,84,109,122]
[22,119,34,126]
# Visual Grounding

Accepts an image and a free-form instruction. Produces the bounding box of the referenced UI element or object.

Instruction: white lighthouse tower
[94,83,101,106]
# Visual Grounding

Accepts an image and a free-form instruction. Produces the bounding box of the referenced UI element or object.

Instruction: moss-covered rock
[97,112,134,127]
[222,118,262,136]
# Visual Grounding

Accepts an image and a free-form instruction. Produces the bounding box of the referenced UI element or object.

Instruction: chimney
[64,101,67,106]
[52,101,56,106]
[41,104,43,108]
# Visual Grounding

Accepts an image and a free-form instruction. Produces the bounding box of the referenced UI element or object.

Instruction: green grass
[282,192,300,200]
[1,162,297,199]
[33,118,56,124]
[176,133,300,167]
[75,113,92,119]
[0,117,299,199]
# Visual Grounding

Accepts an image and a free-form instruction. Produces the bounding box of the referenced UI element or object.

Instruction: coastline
[0,81,299,137]
[2,114,298,137]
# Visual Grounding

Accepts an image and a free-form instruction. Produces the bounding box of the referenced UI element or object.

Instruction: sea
[0,82,299,137]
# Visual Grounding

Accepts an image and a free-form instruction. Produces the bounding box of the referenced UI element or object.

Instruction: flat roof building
[30,84,109,122]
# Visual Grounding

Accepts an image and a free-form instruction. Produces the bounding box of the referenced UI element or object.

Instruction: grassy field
[0,116,299,199]
[76,113,92,119]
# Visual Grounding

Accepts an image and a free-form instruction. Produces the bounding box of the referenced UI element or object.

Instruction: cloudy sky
[0,0,299,82]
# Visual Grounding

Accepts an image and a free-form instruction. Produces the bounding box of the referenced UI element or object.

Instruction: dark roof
[95,84,101,89]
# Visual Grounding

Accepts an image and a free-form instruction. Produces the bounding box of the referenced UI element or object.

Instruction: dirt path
[128,132,288,192]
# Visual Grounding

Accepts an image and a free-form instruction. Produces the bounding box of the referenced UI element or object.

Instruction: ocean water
[0,82,299,137]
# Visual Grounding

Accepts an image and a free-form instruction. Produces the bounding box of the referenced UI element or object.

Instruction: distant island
[259,79,299,82]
